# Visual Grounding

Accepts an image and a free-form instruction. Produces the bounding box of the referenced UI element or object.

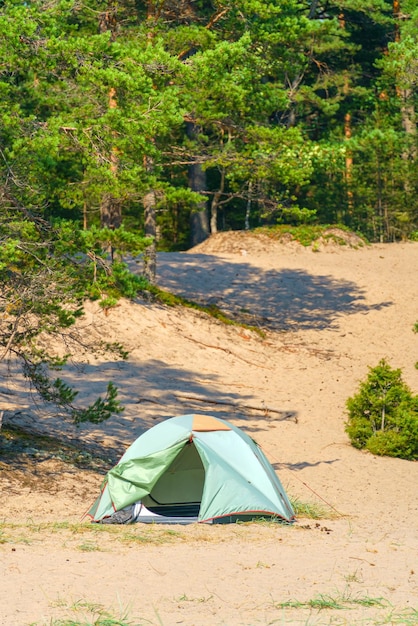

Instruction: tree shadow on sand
[272,459,340,471]
[155,253,392,331]
[2,358,297,462]
[4,250,388,464]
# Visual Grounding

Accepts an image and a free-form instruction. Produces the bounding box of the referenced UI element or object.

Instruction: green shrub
[345,360,418,460]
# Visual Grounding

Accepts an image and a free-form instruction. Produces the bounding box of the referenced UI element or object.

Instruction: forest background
[0,0,417,412]
[1,0,417,253]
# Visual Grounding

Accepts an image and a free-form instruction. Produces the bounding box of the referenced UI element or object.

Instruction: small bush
[345,360,418,460]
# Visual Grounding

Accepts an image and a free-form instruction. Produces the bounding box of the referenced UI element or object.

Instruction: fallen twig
[349,556,376,566]
[181,337,272,369]
[172,393,298,421]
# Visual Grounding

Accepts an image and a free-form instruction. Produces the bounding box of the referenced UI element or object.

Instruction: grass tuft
[254,224,367,248]
[34,598,141,626]
[275,588,387,611]
[290,497,332,520]
[141,284,266,337]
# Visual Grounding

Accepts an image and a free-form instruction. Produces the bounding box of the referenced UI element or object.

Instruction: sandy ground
[1,232,418,626]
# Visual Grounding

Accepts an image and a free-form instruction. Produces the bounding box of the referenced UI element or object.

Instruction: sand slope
[1,236,417,625]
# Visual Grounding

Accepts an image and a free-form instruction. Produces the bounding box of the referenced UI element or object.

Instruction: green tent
[87,414,295,524]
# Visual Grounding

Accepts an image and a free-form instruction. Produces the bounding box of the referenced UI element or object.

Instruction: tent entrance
[141,440,205,518]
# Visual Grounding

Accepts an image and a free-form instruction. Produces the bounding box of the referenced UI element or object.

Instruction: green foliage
[345,359,418,460]
[255,224,366,247]
[73,382,124,425]
[85,260,149,309]
[22,362,124,425]
[0,0,417,244]
[0,208,146,423]
[414,318,418,370]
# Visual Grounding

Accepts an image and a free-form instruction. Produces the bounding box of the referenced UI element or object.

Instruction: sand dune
[1,236,417,625]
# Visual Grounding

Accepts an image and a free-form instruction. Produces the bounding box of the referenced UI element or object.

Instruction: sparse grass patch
[33,598,143,625]
[2,509,333,550]
[290,497,334,520]
[344,570,363,584]
[272,601,418,626]
[274,589,387,611]
[384,607,418,625]
[0,519,186,549]
[142,284,266,337]
[176,593,213,603]
[256,224,330,247]
[77,541,101,552]
[254,224,367,248]
[28,588,418,626]
[0,522,34,545]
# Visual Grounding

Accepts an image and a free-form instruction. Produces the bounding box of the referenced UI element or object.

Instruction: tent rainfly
[87,414,295,525]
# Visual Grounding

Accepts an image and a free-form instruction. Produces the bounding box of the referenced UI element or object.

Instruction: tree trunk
[190,202,210,247]
[209,167,226,234]
[245,181,252,230]
[343,109,354,214]
[100,194,122,230]
[393,0,417,160]
[339,11,354,216]
[138,1,160,282]
[186,121,209,246]
[143,191,157,283]
[143,156,157,283]
[376,151,385,242]
[98,5,121,233]
[210,192,220,234]
[398,86,416,163]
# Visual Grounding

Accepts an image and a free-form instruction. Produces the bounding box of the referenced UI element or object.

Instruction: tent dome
[87,414,295,524]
